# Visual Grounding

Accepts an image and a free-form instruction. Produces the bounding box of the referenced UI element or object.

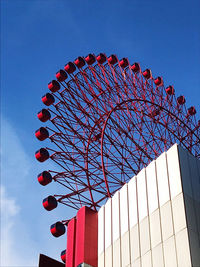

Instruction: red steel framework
[35,53,200,221]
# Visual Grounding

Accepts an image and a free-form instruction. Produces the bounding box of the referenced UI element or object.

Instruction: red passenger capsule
[35,148,49,162]
[60,250,66,263]
[35,127,49,141]
[108,54,118,65]
[96,53,106,64]
[37,109,51,122]
[50,222,66,237]
[74,56,85,68]
[37,171,52,186]
[165,85,175,95]
[42,93,55,106]
[177,95,186,105]
[64,62,76,74]
[119,58,129,68]
[187,106,196,116]
[142,69,152,79]
[48,80,60,92]
[43,195,58,211]
[55,70,68,82]
[85,54,96,65]
[154,77,163,86]
[131,62,140,73]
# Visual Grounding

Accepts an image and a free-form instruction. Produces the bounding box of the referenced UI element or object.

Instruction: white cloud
[0,185,36,266]
[1,117,31,191]
[0,185,20,265]
[1,186,20,217]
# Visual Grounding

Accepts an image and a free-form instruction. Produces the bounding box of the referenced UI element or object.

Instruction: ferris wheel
[35,53,200,238]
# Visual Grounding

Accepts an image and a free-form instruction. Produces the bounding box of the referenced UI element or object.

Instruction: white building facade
[98,144,200,267]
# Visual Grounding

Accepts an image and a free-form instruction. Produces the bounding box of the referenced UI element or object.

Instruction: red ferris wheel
[35,53,200,227]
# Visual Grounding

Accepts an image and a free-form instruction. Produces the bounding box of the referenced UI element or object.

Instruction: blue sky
[1,0,200,266]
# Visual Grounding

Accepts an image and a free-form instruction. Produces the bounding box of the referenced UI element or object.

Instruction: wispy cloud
[1,185,20,263]
[0,185,36,266]
[1,117,31,193]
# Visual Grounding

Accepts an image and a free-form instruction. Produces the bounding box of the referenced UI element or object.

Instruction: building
[97,144,200,267]
[39,254,64,267]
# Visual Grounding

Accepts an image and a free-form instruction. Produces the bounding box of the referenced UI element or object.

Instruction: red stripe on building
[66,218,76,267]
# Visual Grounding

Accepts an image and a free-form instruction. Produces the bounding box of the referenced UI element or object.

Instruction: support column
[75,206,98,267]
[66,218,76,267]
